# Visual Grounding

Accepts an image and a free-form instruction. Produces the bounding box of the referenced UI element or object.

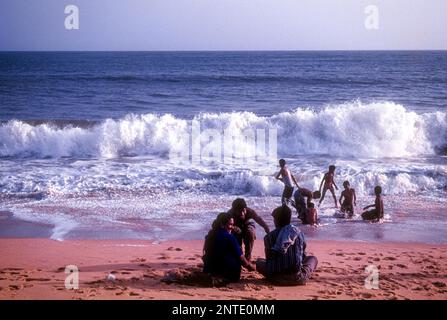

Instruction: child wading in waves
[275,159,299,205]
[318,165,339,208]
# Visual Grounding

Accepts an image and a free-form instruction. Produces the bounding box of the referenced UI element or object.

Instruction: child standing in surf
[318,165,339,208]
[275,159,299,205]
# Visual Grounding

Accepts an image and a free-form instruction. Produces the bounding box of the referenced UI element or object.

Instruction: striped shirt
[263,226,307,275]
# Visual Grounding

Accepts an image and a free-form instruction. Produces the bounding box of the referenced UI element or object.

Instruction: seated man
[228,198,270,261]
[256,205,318,285]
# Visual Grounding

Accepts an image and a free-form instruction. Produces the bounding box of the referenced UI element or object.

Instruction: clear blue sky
[1,0,446,50]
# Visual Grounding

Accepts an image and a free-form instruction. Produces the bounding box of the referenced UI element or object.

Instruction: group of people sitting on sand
[201,159,385,285]
[203,199,318,285]
[276,159,384,224]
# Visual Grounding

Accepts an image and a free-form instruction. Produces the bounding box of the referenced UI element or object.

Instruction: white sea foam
[1,102,446,206]
[1,102,446,158]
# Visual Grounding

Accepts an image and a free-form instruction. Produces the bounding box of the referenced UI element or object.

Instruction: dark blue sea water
[0,51,447,243]
[1,51,446,120]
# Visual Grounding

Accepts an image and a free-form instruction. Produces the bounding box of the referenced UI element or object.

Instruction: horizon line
[1,49,447,53]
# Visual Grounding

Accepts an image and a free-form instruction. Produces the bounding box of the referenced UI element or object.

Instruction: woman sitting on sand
[202,212,256,282]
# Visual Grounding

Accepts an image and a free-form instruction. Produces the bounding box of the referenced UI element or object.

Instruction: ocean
[0,51,446,243]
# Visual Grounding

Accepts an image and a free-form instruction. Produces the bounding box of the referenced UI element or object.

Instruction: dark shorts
[282,186,294,200]
[362,209,379,221]
[234,222,256,244]
[341,202,354,215]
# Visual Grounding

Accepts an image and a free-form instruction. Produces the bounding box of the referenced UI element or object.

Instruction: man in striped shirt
[256,205,318,285]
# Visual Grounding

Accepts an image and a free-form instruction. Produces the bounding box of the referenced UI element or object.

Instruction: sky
[0,0,446,50]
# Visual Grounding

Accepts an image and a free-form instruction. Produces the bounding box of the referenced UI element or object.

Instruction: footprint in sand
[360,292,375,299]
[346,292,354,296]
[2,268,23,271]
[243,284,266,291]
[167,247,183,251]
[412,286,424,291]
[178,291,196,297]
[25,278,51,282]
[384,257,397,261]
[9,285,21,290]
[138,263,152,268]
[432,281,446,288]
[103,284,117,290]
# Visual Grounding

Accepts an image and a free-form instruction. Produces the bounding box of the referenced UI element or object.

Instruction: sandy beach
[0,238,446,300]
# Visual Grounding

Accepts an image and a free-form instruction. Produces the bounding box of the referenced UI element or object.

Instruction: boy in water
[306,202,318,225]
[318,165,339,208]
[293,188,320,222]
[362,186,384,222]
[275,159,299,205]
[295,187,320,207]
[339,181,357,218]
